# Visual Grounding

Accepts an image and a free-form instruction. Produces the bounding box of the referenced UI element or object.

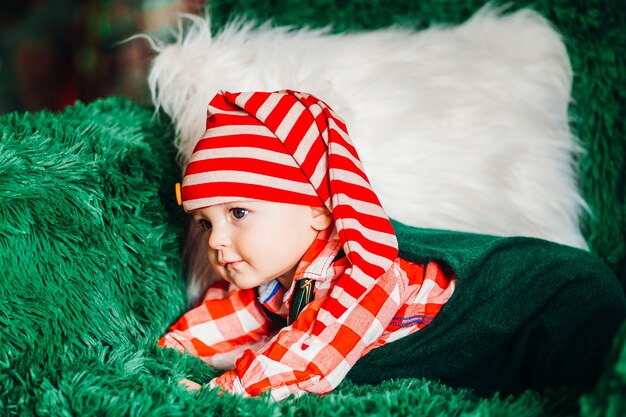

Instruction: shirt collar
[294,226,342,282]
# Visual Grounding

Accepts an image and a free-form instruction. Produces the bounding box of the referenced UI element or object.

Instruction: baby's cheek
[206,250,225,278]
[207,248,218,264]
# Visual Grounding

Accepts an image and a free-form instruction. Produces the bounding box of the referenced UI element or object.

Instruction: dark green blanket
[349,221,626,397]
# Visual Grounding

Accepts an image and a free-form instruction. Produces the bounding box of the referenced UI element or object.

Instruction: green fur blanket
[1,0,625,416]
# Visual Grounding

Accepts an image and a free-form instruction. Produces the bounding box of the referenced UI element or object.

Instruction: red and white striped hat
[181,90,398,329]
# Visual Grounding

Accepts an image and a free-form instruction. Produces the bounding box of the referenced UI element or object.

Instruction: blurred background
[0,0,208,114]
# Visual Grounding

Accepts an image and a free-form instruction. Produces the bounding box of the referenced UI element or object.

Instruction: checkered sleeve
[157,279,276,369]
[212,264,405,400]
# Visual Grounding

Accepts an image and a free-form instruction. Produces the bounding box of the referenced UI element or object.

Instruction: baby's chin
[214,266,263,289]
[223,276,265,290]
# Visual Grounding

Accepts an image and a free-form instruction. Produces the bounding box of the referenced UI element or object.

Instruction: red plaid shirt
[159,227,455,400]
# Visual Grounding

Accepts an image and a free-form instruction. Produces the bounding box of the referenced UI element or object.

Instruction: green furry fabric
[0,98,185,343]
[0,98,187,413]
[1,0,625,415]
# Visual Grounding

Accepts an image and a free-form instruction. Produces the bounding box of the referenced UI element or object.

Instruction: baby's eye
[198,219,212,230]
[230,208,249,220]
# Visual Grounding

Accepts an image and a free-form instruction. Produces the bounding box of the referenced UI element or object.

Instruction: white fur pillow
[147,7,587,298]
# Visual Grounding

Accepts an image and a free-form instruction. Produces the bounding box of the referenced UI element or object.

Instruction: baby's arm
[212,265,405,400]
[159,279,276,370]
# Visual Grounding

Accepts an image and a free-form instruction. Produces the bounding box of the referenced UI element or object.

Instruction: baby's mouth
[220,260,243,269]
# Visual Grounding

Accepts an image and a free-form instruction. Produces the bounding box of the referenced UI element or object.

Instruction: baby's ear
[309,206,332,231]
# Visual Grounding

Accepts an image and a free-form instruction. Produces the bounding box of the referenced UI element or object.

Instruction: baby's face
[193,201,330,290]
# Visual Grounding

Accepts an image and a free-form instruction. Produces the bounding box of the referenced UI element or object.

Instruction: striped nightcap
[181,90,398,332]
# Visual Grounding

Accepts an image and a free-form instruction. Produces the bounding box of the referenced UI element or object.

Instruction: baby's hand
[180,378,202,391]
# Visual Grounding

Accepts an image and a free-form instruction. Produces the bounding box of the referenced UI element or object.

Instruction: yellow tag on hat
[175,183,182,206]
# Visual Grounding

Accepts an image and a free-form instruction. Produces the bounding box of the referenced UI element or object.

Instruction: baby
[158,89,456,400]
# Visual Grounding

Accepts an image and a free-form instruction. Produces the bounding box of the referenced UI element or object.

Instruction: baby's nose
[207,227,230,249]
